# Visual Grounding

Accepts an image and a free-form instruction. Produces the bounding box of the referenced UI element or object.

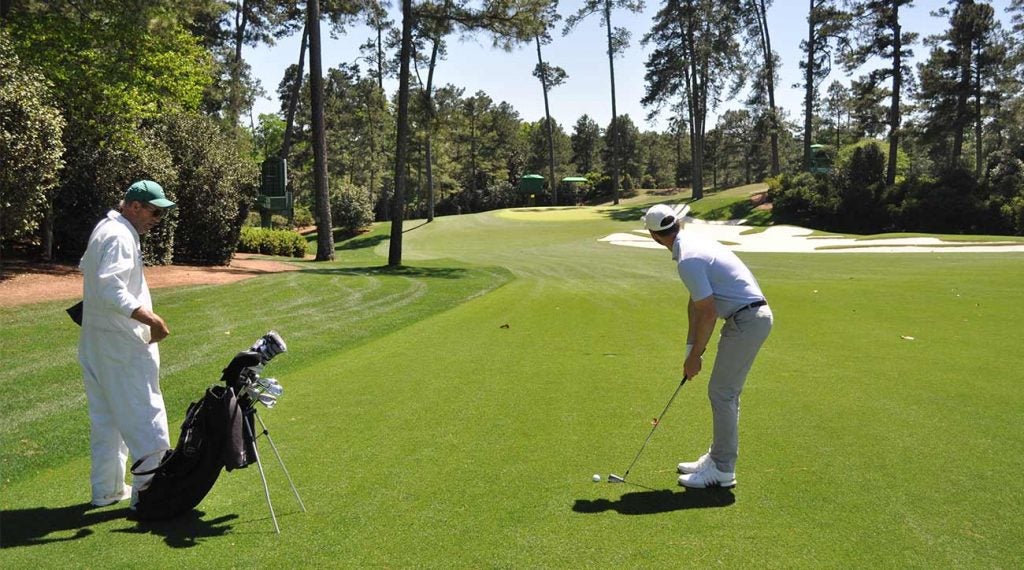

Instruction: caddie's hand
[684,353,703,379]
[131,306,170,343]
[149,314,170,343]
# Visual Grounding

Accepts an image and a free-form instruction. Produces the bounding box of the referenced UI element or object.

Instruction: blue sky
[247,0,1015,132]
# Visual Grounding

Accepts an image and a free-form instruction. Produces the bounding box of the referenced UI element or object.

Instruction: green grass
[2,207,1023,567]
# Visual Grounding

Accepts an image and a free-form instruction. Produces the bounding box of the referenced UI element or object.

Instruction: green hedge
[237,227,307,258]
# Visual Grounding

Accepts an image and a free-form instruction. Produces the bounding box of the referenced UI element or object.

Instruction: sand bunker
[601,216,1024,253]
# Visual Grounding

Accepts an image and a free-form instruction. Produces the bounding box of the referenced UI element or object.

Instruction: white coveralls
[78,210,170,504]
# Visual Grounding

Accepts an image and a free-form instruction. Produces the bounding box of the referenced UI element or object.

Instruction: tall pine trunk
[388,0,413,266]
[604,1,620,205]
[803,0,816,171]
[973,43,983,179]
[755,0,780,176]
[308,0,333,261]
[536,36,558,205]
[885,8,901,186]
[424,39,439,222]
[280,24,307,161]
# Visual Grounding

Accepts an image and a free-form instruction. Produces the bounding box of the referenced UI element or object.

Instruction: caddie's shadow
[0,502,120,547]
[572,487,735,516]
[0,502,237,549]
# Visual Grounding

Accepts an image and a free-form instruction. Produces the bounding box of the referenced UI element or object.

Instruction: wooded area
[2,0,1023,267]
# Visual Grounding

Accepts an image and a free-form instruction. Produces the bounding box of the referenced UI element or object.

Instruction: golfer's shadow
[572,487,735,515]
[0,502,236,549]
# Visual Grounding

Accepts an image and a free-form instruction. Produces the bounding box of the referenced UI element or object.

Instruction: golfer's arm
[687,296,717,358]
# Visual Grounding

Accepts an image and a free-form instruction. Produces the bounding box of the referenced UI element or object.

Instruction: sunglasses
[142,204,165,219]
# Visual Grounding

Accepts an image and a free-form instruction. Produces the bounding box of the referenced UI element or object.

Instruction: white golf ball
[592,474,601,482]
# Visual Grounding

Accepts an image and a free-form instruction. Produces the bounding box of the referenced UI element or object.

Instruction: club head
[607,474,625,483]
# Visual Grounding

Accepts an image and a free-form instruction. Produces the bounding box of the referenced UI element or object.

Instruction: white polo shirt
[673,232,765,319]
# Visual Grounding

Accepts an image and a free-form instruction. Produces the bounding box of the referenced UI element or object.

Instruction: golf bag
[130,332,288,521]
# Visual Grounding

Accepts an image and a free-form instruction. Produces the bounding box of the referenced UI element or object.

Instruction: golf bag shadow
[131,331,302,530]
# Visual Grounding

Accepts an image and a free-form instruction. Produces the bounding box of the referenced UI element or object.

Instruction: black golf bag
[130,332,287,521]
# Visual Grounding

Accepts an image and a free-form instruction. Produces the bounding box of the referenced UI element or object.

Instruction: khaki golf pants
[708,304,773,473]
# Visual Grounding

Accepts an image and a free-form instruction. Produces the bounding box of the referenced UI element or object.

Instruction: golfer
[78,180,175,507]
[643,204,773,488]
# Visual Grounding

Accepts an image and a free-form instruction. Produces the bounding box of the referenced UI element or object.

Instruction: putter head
[607,474,625,483]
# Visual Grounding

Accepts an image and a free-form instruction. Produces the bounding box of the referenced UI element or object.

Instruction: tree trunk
[388,0,413,266]
[756,0,780,176]
[229,0,250,126]
[886,8,901,186]
[425,39,439,222]
[536,36,558,205]
[280,23,308,161]
[973,42,983,179]
[308,0,334,261]
[803,0,816,171]
[951,29,971,168]
[684,16,704,200]
[604,1,620,205]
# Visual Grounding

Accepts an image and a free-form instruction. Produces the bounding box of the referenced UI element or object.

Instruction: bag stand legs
[243,408,307,534]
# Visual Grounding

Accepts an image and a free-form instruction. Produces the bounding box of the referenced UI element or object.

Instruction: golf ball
[592,474,601,482]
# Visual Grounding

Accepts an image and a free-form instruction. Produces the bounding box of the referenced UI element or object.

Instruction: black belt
[731,299,767,318]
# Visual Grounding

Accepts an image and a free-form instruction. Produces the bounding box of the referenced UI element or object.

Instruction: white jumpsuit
[78,210,170,504]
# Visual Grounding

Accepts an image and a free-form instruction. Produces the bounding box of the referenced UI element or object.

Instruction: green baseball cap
[124,180,176,209]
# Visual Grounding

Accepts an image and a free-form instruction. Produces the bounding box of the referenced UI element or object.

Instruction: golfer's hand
[684,353,703,379]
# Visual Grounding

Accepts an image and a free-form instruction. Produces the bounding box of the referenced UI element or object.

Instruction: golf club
[609,376,689,485]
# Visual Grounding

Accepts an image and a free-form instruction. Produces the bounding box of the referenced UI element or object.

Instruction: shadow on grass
[600,204,650,222]
[301,264,469,280]
[335,233,388,251]
[701,200,758,222]
[0,503,235,548]
[118,509,238,548]
[0,502,121,547]
[572,487,735,516]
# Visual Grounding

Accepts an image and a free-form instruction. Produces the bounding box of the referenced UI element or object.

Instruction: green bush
[767,172,836,228]
[329,181,374,234]
[237,227,306,257]
[293,205,315,228]
[0,31,65,255]
[153,111,258,265]
[53,128,178,264]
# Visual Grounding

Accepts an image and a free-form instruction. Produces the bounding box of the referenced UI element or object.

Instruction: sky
[247,0,1016,133]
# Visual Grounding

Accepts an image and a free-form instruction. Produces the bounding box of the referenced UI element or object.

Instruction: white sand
[600,215,1024,253]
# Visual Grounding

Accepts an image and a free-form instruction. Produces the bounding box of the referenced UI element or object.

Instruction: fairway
[2,207,1023,567]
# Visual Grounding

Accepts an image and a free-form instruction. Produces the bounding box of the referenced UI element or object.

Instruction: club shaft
[622,377,688,478]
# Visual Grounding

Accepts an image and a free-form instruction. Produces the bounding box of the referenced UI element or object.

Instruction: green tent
[519,174,545,193]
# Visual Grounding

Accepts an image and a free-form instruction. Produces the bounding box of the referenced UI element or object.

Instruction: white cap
[642,203,690,231]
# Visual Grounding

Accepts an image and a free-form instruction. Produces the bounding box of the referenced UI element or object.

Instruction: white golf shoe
[677,453,713,474]
[678,465,736,488]
[91,485,133,507]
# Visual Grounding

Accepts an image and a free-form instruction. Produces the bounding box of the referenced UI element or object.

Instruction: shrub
[0,31,65,256]
[329,181,374,234]
[767,172,836,228]
[237,227,306,257]
[152,111,258,265]
[292,205,315,228]
[53,128,178,264]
